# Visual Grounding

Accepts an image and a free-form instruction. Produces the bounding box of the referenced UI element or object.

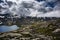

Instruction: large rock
[0,33,22,38]
[52,29,60,34]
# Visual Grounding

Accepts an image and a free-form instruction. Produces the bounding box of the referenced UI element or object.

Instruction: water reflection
[0,25,19,32]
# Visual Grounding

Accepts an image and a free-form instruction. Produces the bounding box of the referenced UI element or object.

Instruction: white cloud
[7,0,35,4]
[45,11,60,17]
[0,0,60,17]
[37,10,60,17]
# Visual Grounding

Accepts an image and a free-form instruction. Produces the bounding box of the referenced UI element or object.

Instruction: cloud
[46,0,57,2]
[0,0,60,17]
[37,10,60,17]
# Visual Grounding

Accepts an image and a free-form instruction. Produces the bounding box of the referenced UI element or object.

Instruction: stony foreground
[0,18,60,40]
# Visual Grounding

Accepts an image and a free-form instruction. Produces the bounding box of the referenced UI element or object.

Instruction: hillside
[0,17,60,40]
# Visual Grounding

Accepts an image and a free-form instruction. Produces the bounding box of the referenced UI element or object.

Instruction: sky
[0,0,60,17]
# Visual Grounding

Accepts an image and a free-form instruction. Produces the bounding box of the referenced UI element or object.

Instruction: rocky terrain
[0,17,60,40]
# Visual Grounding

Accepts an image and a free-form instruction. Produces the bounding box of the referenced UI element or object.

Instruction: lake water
[0,25,19,32]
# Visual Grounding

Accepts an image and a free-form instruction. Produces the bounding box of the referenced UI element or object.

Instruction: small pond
[0,25,19,32]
